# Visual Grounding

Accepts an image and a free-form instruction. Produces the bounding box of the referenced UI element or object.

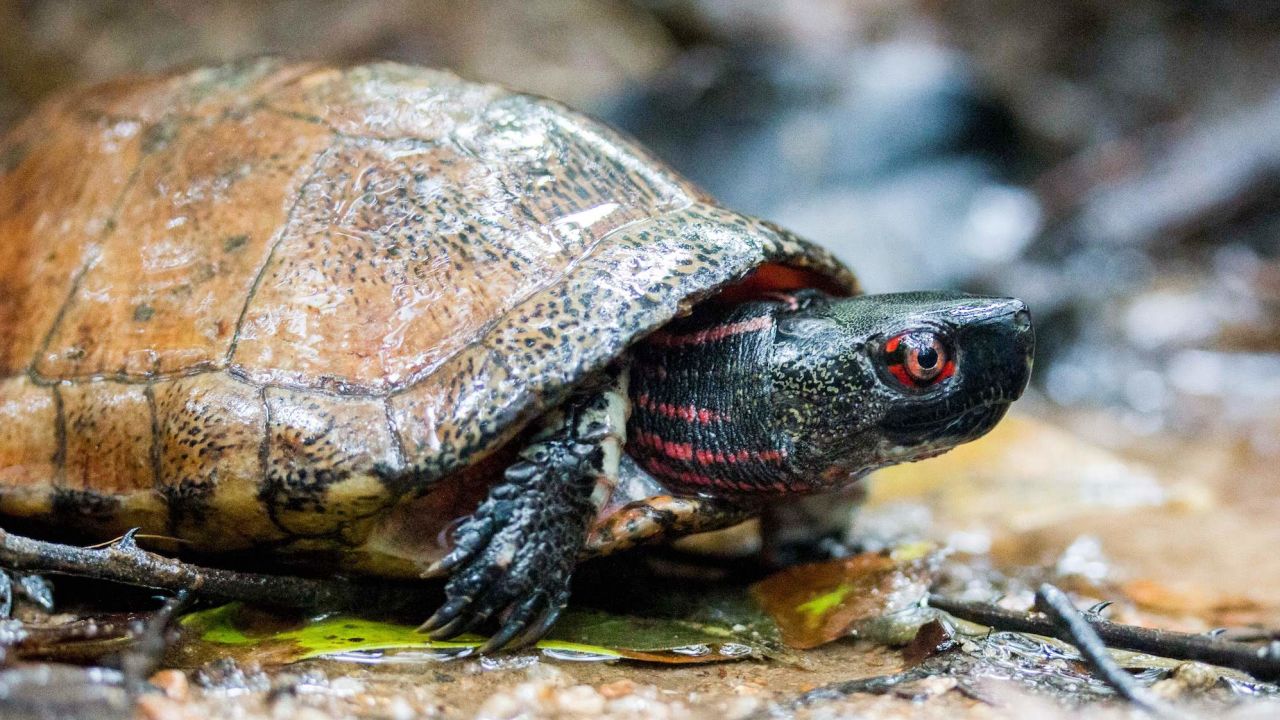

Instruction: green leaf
[174,602,778,666]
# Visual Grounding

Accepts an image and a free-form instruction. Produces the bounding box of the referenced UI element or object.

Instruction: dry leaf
[750,546,937,649]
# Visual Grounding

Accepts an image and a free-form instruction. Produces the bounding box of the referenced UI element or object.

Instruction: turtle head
[771,291,1034,487]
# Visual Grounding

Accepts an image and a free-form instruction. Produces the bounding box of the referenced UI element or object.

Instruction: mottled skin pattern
[0,59,852,566]
[0,60,1034,649]
[630,291,1034,494]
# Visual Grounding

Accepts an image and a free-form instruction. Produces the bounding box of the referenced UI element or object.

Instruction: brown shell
[0,59,856,574]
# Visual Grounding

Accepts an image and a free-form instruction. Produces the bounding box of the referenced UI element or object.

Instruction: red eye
[884,332,954,388]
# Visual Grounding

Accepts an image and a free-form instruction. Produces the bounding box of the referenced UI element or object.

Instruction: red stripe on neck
[646,315,773,347]
[634,393,727,423]
[632,431,787,465]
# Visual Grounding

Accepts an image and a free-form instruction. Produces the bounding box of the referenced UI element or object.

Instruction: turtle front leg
[421,387,616,652]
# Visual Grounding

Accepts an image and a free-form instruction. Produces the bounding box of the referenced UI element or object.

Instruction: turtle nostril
[1012,307,1031,333]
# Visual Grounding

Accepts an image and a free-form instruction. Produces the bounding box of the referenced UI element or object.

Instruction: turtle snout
[1000,300,1035,401]
[958,298,1034,403]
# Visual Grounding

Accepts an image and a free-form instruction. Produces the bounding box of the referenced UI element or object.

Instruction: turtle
[0,59,1033,651]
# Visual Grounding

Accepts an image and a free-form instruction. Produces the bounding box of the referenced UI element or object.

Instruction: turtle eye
[884,332,954,389]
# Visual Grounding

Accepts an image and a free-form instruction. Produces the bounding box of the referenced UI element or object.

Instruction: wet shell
[0,59,856,575]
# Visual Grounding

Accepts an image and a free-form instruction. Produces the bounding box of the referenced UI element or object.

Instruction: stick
[1034,584,1163,713]
[122,590,190,695]
[0,528,415,610]
[928,592,1280,681]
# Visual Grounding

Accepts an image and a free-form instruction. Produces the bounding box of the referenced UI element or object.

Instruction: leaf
[750,546,939,650]
[174,602,775,666]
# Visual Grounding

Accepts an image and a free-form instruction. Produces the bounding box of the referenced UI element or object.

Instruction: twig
[793,666,933,704]
[8,615,142,647]
[1034,584,1163,713]
[121,590,191,694]
[0,528,418,611]
[0,570,11,618]
[751,656,992,720]
[928,592,1280,681]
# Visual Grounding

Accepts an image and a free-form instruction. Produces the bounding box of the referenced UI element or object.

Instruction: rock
[598,679,638,699]
[147,669,190,701]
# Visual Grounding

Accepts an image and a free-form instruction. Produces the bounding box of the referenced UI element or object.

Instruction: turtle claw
[479,589,568,653]
[479,593,545,653]
[422,607,477,640]
[510,601,566,650]
[423,502,578,651]
[420,407,600,651]
[418,595,473,635]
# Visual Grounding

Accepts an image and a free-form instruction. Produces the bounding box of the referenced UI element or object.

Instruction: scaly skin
[421,389,612,651]
[629,291,1034,494]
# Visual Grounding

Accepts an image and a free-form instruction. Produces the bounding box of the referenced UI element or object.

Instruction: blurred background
[3,6,1280,714]
[2,0,1278,456]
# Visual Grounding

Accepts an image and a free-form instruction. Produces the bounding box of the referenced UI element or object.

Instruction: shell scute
[0,377,58,517]
[57,381,167,531]
[456,94,687,236]
[74,57,319,125]
[37,110,335,379]
[266,63,504,141]
[229,135,561,391]
[151,373,272,546]
[0,104,144,375]
[261,387,403,539]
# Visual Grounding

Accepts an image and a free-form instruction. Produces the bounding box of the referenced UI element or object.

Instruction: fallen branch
[1034,584,1164,713]
[0,528,418,611]
[928,591,1280,682]
[121,589,190,694]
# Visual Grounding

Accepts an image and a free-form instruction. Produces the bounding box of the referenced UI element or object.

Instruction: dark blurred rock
[609,38,1039,290]
[931,0,1280,156]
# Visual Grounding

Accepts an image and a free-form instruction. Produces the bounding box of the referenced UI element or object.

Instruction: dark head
[770,292,1033,485]
[627,290,1033,496]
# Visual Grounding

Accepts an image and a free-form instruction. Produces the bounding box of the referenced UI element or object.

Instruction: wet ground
[150,412,1280,719]
[1,406,1276,719]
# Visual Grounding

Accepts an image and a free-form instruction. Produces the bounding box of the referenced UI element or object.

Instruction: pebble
[134,695,191,720]
[722,695,763,719]
[732,681,766,696]
[386,697,417,720]
[598,679,637,699]
[557,684,606,715]
[1150,662,1222,699]
[148,670,190,701]
[327,676,364,697]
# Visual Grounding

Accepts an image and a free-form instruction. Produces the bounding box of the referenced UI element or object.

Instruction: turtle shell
[0,59,856,575]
